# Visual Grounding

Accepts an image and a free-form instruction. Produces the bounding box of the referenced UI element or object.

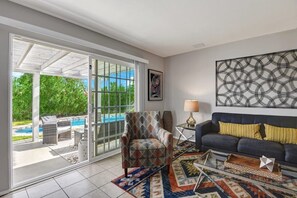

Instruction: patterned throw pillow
[219,121,262,139]
[264,124,297,144]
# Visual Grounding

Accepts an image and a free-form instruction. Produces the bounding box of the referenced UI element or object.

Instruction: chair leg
[125,168,128,177]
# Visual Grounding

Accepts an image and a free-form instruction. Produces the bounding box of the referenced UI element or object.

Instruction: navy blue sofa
[195,112,297,166]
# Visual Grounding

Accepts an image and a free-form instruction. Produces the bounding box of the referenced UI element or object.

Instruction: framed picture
[148,69,163,101]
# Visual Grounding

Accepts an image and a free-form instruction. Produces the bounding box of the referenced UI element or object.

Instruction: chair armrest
[195,120,213,149]
[121,130,130,146]
[121,129,131,168]
[157,128,173,164]
[57,120,71,127]
[42,123,58,136]
[157,128,172,147]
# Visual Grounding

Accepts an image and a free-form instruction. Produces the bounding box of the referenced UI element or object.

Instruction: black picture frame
[148,69,163,101]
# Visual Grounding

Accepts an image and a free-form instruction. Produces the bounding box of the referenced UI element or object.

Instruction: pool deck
[13,116,87,136]
[13,131,82,184]
[12,115,124,184]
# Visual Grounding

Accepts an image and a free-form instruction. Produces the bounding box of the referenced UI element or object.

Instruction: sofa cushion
[238,138,284,161]
[219,121,262,139]
[264,124,297,144]
[284,144,297,164]
[202,133,239,152]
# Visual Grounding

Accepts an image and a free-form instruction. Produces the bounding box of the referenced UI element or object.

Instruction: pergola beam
[80,70,88,76]
[40,71,87,79]
[41,50,70,71]
[17,43,34,68]
[14,67,40,74]
[62,58,88,73]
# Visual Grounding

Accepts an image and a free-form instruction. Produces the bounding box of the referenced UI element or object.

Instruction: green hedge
[13,74,134,121]
[13,74,88,121]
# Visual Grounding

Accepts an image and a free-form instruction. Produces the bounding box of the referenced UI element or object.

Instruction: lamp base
[186,112,196,127]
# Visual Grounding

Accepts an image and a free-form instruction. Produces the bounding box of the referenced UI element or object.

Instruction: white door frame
[7,30,144,191]
[9,34,92,189]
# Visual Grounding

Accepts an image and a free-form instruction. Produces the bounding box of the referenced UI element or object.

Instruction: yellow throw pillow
[264,124,297,144]
[219,121,262,139]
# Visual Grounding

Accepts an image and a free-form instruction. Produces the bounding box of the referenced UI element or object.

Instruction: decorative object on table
[260,155,275,172]
[112,152,294,198]
[184,100,199,127]
[224,154,282,181]
[216,49,297,109]
[162,110,173,132]
[148,69,163,101]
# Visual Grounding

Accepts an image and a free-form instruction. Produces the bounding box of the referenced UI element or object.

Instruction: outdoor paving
[13,138,80,184]
[13,135,121,184]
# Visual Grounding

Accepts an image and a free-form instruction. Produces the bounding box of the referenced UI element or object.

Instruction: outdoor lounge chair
[42,116,72,144]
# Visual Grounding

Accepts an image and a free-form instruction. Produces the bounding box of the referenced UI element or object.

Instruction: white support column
[135,61,145,111]
[32,73,40,142]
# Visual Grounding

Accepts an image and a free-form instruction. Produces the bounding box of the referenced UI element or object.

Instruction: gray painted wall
[0,0,164,193]
[165,28,297,137]
[0,29,11,193]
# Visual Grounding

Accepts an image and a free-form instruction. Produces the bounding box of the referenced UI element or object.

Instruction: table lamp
[184,100,199,127]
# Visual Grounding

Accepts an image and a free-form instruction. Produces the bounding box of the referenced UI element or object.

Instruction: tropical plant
[101,81,134,114]
[13,74,88,121]
[12,73,33,121]
[39,75,88,117]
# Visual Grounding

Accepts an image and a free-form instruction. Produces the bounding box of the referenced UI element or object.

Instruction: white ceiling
[11,0,297,57]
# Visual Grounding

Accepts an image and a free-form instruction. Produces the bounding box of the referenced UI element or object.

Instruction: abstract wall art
[216,49,297,108]
[148,69,163,101]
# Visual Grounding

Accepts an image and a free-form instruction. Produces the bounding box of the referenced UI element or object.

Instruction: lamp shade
[184,100,199,112]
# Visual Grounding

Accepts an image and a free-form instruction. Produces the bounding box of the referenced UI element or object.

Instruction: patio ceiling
[13,38,89,79]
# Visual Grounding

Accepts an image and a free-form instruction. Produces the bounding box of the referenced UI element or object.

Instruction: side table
[175,123,196,145]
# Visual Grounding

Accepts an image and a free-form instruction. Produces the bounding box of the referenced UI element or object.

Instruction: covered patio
[13,35,89,142]
[12,35,89,184]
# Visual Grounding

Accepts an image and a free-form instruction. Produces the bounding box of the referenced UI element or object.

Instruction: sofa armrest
[195,120,213,149]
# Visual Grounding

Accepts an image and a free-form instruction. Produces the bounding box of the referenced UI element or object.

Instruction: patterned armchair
[121,111,173,177]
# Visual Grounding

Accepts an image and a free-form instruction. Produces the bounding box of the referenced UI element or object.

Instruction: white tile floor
[4,154,134,198]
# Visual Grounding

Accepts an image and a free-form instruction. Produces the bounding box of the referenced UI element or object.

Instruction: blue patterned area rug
[112,142,296,197]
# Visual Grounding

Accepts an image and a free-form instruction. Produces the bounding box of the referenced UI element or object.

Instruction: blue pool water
[15,115,125,134]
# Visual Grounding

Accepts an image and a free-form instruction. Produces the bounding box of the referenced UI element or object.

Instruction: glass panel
[97,61,105,76]
[121,66,127,79]
[110,78,116,92]
[128,67,134,79]
[92,59,135,157]
[109,64,116,77]
[109,93,118,108]
[103,77,110,92]
[91,59,96,74]
[104,62,109,76]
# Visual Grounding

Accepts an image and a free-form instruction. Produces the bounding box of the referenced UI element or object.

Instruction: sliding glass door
[90,58,135,156]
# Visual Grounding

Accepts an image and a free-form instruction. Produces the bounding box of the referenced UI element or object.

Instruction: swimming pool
[15,115,125,134]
